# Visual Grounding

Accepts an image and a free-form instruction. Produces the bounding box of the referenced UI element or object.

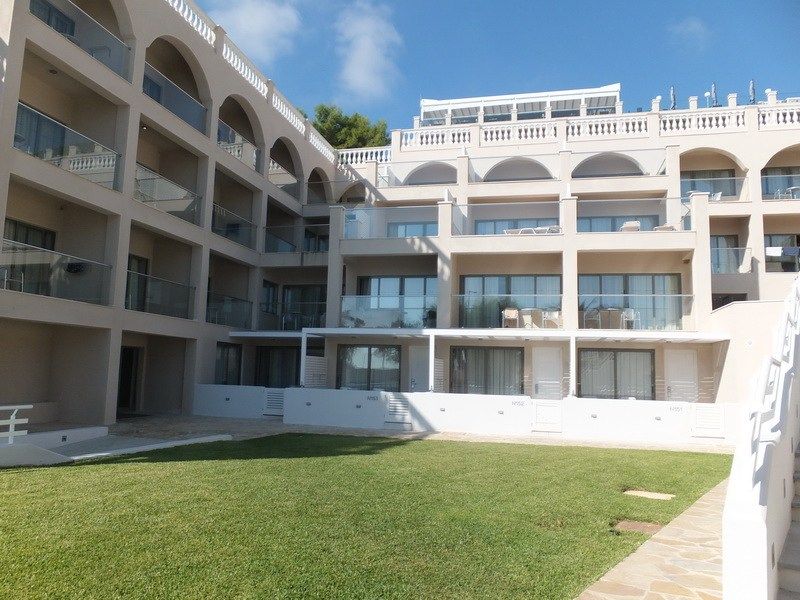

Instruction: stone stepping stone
[624,489,675,500]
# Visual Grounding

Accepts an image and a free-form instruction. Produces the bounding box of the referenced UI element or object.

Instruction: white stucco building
[2,0,800,448]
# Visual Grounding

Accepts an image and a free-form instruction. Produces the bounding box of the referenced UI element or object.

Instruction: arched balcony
[217,96,263,172]
[762,144,800,200]
[269,138,303,200]
[679,148,746,201]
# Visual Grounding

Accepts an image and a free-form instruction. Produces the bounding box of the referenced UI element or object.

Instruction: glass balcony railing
[264,225,329,253]
[457,294,562,328]
[217,120,260,170]
[578,294,691,331]
[14,103,120,189]
[212,204,255,248]
[206,291,252,328]
[258,302,327,331]
[680,177,744,200]
[268,162,300,198]
[711,247,751,274]
[452,202,560,236]
[344,206,439,239]
[125,271,195,319]
[143,62,206,133]
[761,174,800,200]
[134,163,201,225]
[29,0,131,79]
[340,295,437,328]
[0,239,110,305]
[766,248,800,273]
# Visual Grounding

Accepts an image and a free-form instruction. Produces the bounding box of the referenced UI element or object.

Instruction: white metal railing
[0,405,32,446]
[722,276,800,599]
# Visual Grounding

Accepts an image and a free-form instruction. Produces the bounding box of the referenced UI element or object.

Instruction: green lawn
[0,434,730,599]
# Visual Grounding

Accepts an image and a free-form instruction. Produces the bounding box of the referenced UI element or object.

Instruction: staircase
[778,455,800,599]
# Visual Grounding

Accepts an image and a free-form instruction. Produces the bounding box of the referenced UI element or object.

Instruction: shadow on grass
[98,433,415,466]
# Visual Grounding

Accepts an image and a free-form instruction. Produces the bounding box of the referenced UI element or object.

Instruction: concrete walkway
[577,480,727,600]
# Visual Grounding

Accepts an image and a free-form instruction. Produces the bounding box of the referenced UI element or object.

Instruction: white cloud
[668,17,710,51]
[335,1,402,102]
[207,0,301,67]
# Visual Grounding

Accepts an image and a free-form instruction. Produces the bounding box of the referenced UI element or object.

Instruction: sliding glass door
[578,349,654,400]
[450,346,524,395]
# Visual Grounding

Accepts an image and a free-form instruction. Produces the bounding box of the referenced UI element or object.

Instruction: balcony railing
[340,295,437,328]
[217,120,260,170]
[259,302,326,331]
[264,225,329,253]
[761,174,800,200]
[343,206,439,240]
[134,163,201,225]
[212,204,255,248]
[711,247,752,274]
[29,0,131,79]
[452,202,560,236]
[578,294,692,331]
[680,177,745,201]
[206,291,252,328]
[766,247,800,273]
[457,294,562,328]
[14,103,120,189]
[125,271,194,319]
[268,161,300,198]
[143,62,206,133]
[0,239,111,305]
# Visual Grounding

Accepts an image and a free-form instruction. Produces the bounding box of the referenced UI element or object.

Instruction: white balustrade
[400,127,472,150]
[481,122,556,145]
[722,277,800,599]
[163,0,216,45]
[660,108,746,135]
[758,104,800,130]
[309,131,337,164]
[338,147,392,166]
[565,115,648,139]
[271,90,306,136]
[221,38,269,98]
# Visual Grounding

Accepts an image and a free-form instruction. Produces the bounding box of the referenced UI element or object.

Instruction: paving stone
[624,490,676,501]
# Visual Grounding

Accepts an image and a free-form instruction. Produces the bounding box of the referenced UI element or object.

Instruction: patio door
[533,347,562,399]
[408,345,429,392]
[117,346,141,414]
[665,349,698,402]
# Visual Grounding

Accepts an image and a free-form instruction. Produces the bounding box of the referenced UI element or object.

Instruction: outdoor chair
[501,308,520,327]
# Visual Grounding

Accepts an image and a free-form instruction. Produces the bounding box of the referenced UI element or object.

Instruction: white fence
[723,277,800,599]
[0,405,32,445]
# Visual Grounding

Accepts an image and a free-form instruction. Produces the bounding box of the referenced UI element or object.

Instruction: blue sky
[198,0,800,130]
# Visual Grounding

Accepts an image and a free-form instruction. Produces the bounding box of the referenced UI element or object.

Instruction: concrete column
[191,245,210,321]
[456,154,470,185]
[116,106,140,198]
[299,332,308,387]
[325,206,345,327]
[560,197,578,330]
[568,335,577,397]
[252,189,269,252]
[107,213,131,308]
[101,328,123,425]
[664,145,682,226]
[247,265,262,329]
[199,157,216,230]
[558,151,572,197]
[428,333,436,392]
[437,200,454,328]
[689,192,713,327]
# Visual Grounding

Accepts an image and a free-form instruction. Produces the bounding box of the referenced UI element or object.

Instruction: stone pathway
[577,480,727,600]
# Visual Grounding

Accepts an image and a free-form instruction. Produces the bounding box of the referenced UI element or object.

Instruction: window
[336,345,400,391]
[255,347,298,388]
[577,215,659,232]
[215,343,242,385]
[14,103,67,160]
[460,275,561,327]
[710,235,740,274]
[4,218,56,249]
[282,284,326,329]
[450,347,524,395]
[765,234,800,272]
[3,219,56,295]
[680,169,737,197]
[387,222,438,237]
[303,227,329,252]
[261,280,278,314]
[30,0,76,36]
[761,166,800,198]
[475,218,558,235]
[578,274,682,330]
[358,276,437,298]
[126,255,149,312]
[578,349,654,400]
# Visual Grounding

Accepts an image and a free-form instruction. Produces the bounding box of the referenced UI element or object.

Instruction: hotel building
[2,0,800,445]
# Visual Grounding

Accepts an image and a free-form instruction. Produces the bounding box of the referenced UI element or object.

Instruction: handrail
[16,102,118,157]
[134,163,200,200]
[0,405,32,446]
[212,202,254,225]
[2,238,112,269]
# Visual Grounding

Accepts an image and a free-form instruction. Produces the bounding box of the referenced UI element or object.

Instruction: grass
[0,434,730,599]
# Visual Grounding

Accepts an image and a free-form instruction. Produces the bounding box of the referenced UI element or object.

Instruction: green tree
[311,104,390,149]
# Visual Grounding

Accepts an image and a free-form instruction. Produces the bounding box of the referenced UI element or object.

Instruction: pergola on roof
[420,83,621,120]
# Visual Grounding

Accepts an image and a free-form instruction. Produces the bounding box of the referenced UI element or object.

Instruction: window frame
[577,348,655,400]
[449,346,525,395]
[214,342,242,385]
[335,344,401,392]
